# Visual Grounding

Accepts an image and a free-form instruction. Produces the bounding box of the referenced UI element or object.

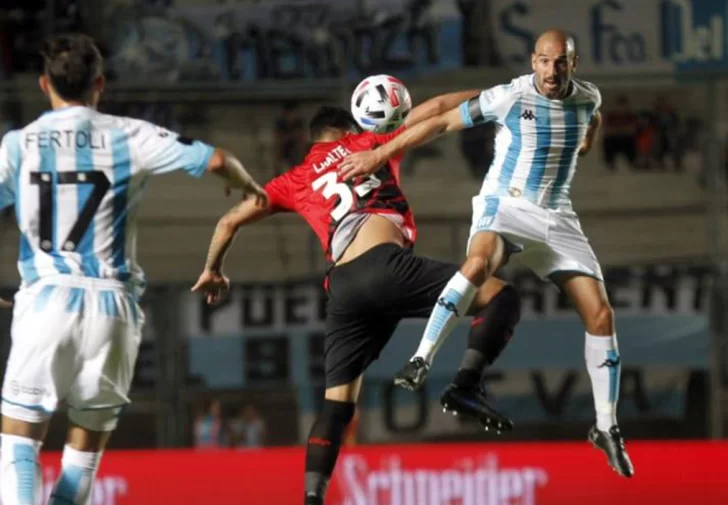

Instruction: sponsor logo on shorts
[8,380,50,398]
[477,215,496,229]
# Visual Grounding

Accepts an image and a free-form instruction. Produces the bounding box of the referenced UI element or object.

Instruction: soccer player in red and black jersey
[192,97,522,505]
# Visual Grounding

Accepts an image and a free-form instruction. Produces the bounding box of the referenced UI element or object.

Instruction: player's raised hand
[0,298,12,309]
[191,269,231,305]
[339,150,382,181]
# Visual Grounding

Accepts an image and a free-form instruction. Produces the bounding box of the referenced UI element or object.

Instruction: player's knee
[492,285,522,327]
[461,255,489,285]
[309,399,357,441]
[472,284,521,326]
[587,303,615,335]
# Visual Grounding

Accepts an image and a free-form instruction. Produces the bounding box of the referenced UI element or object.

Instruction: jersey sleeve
[130,120,215,178]
[264,171,296,213]
[459,83,517,128]
[0,131,20,211]
[591,87,602,118]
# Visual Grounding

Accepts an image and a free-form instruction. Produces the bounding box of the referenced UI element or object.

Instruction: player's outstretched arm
[206,149,268,205]
[339,106,465,180]
[191,196,273,304]
[578,111,602,156]
[405,89,480,128]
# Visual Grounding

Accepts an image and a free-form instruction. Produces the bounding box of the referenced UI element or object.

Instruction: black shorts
[324,243,459,387]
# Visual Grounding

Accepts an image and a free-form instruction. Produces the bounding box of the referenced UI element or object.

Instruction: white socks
[0,434,43,505]
[48,445,102,505]
[585,333,620,431]
[414,272,478,365]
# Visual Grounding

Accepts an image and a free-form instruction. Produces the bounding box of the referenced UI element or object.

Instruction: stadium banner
[183,263,711,337]
[102,0,728,82]
[30,442,727,505]
[103,0,464,82]
[491,0,728,75]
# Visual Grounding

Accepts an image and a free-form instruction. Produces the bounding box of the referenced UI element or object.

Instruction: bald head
[531,29,577,99]
[535,30,576,61]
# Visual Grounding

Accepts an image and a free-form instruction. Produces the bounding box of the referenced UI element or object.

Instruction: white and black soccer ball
[351,74,412,133]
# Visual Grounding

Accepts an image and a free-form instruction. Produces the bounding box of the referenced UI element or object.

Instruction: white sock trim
[450,271,477,295]
[585,333,617,351]
[0,435,42,450]
[61,446,102,470]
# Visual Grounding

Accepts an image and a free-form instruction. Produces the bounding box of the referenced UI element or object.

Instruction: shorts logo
[477,216,496,229]
[477,196,499,229]
[8,380,49,398]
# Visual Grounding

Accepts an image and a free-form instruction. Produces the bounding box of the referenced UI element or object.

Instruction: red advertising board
[36,441,726,505]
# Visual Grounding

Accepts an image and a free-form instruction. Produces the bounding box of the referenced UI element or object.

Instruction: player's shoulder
[572,78,601,105]
[483,74,530,104]
[511,74,534,93]
[0,129,22,166]
[0,128,22,146]
[99,113,159,136]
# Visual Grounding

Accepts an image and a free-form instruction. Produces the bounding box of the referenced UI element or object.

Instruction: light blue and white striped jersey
[0,105,214,294]
[460,74,601,209]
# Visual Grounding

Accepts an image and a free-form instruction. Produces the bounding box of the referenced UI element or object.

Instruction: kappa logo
[520,109,536,120]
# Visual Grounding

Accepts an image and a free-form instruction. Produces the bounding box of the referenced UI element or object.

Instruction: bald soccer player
[339,30,634,478]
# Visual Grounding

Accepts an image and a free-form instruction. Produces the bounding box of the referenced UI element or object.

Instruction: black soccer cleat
[440,383,514,433]
[588,425,635,478]
[393,357,430,391]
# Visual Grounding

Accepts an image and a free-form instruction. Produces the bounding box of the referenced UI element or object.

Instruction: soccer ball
[351,74,412,134]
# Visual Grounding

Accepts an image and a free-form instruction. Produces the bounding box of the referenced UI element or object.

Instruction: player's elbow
[205,149,226,174]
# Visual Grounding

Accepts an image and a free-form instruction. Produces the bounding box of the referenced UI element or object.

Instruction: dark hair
[40,34,103,101]
[309,106,361,140]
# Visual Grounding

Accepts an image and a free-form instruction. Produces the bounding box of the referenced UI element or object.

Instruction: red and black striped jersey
[264,128,416,264]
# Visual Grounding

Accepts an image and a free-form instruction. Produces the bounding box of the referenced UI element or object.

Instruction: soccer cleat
[440,383,514,433]
[393,357,430,391]
[588,425,635,478]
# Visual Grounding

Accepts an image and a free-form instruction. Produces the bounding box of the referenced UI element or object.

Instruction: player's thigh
[1,284,81,424]
[466,231,510,277]
[469,196,548,254]
[382,249,511,317]
[378,249,459,318]
[67,290,143,432]
[323,311,399,391]
[539,212,604,282]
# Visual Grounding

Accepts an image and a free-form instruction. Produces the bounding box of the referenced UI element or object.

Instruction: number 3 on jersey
[312,172,381,221]
[30,171,111,252]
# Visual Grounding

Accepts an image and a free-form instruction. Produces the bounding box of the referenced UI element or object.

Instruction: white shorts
[1,276,144,431]
[469,195,603,281]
